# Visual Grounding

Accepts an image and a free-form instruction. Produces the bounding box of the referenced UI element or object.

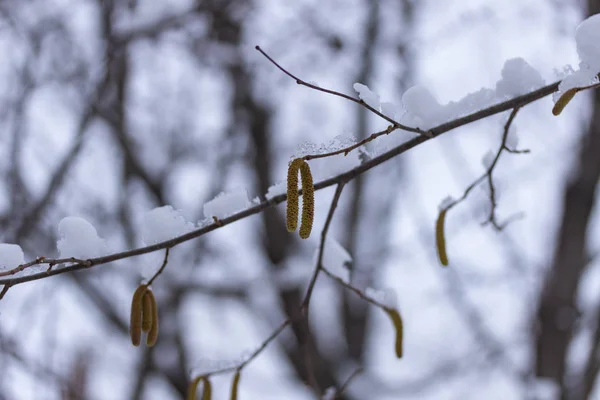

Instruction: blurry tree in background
[0,1,599,400]
[535,1,600,399]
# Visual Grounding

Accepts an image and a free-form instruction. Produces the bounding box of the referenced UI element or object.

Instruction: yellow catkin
[146,289,159,347]
[201,377,212,400]
[187,376,204,400]
[141,290,153,333]
[230,371,241,400]
[298,160,314,239]
[130,284,147,347]
[435,209,449,267]
[552,88,579,116]
[286,158,304,232]
[385,308,404,358]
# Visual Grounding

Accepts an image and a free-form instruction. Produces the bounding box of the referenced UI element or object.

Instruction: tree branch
[0,79,561,290]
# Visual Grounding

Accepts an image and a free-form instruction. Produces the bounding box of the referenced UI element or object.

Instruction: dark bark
[534,2,600,398]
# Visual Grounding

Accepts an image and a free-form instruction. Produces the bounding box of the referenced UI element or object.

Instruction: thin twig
[0,284,9,299]
[321,267,389,311]
[186,318,294,379]
[0,257,91,278]
[146,248,170,286]
[483,108,521,228]
[255,46,431,137]
[442,108,525,230]
[303,125,398,161]
[301,182,346,311]
[239,318,292,370]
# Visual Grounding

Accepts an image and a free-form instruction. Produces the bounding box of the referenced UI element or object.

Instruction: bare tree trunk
[534,2,600,398]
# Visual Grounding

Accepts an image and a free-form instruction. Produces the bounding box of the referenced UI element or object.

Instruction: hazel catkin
[385,308,404,358]
[230,370,241,400]
[187,376,212,400]
[145,289,159,347]
[142,290,153,333]
[201,377,212,400]
[435,209,449,267]
[130,284,147,347]
[187,376,203,400]
[286,158,304,233]
[552,88,579,116]
[299,160,314,240]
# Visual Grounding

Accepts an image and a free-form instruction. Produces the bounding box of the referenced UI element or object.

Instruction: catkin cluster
[187,370,241,400]
[286,158,314,239]
[187,376,212,400]
[130,284,159,347]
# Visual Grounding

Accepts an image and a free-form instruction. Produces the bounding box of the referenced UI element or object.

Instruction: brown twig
[238,318,292,370]
[441,107,525,230]
[255,46,431,138]
[303,125,398,161]
[146,248,170,286]
[301,182,346,311]
[0,257,91,278]
[321,267,390,311]
[0,284,9,300]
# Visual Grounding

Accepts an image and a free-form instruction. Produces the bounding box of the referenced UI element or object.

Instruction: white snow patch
[203,188,251,219]
[380,102,398,120]
[495,58,545,98]
[353,83,380,110]
[576,14,600,71]
[57,216,106,258]
[398,58,544,130]
[401,85,445,129]
[445,88,498,120]
[293,136,362,180]
[266,181,286,200]
[142,206,194,245]
[557,14,600,97]
[0,243,24,270]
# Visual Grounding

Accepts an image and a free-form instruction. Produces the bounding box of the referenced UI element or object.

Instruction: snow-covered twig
[0,256,92,278]
[303,125,398,161]
[0,80,561,292]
